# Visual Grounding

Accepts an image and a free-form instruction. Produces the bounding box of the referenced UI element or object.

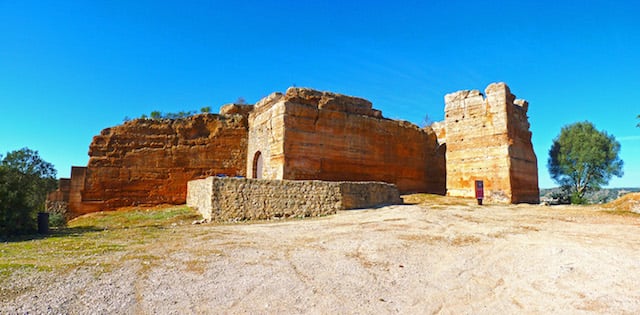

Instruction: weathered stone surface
[187,177,402,221]
[442,82,539,203]
[284,87,382,118]
[247,87,446,194]
[65,113,249,216]
[219,103,254,116]
[50,83,539,218]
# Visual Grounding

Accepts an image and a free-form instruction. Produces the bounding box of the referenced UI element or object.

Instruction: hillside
[540,187,640,204]
[2,196,640,313]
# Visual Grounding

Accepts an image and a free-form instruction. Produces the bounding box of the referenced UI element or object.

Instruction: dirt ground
[3,198,640,314]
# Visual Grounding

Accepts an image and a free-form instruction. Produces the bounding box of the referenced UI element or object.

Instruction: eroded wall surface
[68,113,249,216]
[507,98,540,203]
[187,177,402,221]
[248,88,446,194]
[50,83,538,217]
[443,83,539,203]
[246,93,286,179]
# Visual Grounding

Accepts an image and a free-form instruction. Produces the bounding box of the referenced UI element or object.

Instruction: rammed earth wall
[186,177,402,221]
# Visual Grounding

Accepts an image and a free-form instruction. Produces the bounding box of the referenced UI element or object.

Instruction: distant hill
[540,187,640,204]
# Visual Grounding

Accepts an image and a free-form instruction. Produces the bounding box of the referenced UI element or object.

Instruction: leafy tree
[0,148,57,236]
[200,106,211,113]
[150,111,162,120]
[547,122,623,204]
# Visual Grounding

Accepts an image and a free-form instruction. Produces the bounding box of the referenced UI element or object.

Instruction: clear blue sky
[1,0,639,188]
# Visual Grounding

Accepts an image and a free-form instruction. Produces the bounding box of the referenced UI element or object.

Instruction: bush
[48,212,67,228]
[45,200,68,228]
[0,148,57,236]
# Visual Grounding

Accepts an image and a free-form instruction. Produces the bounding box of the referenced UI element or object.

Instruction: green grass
[402,193,474,206]
[0,206,201,277]
[69,205,200,229]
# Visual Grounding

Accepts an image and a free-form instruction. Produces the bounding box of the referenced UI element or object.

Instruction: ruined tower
[247,87,446,194]
[442,82,539,203]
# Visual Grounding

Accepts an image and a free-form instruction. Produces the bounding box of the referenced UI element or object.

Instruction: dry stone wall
[187,177,402,221]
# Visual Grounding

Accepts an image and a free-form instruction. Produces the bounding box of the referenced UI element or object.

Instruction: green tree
[0,148,57,236]
[150,111,162,120]
[548,122,623,204]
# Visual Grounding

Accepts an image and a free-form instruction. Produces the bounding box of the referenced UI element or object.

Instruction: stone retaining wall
[187,177,402,221]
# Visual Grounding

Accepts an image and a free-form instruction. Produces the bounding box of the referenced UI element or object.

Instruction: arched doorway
[252,151,263,179]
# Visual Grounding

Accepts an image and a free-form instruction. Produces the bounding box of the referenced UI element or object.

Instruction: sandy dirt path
[3,202,640,314]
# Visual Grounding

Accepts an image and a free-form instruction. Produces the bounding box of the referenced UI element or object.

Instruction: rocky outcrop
[442,83,539,203]
[247,87,446,194]
[68,113,249,216]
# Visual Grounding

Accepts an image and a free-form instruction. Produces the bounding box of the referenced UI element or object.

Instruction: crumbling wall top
[219,103,254,116]
[444,82,528,114]
[254,87,382,118]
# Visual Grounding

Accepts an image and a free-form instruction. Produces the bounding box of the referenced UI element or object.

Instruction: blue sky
[1,0,639,188]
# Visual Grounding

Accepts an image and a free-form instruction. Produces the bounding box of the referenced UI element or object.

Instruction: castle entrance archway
[252,151,263,179]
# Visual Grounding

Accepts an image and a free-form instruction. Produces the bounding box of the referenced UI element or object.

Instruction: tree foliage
[0,148,57,236]
[547,122,623,204]
[125,106,216,122]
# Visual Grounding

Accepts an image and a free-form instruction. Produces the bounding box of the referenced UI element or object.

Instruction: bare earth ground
[2,197,640,314]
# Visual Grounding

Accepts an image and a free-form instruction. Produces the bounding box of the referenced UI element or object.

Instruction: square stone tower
[443,82,539,203]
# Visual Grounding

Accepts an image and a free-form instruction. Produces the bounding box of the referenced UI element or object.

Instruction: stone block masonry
[246,87,446,194]
[49,82,540,218]
[187,177,402,221]
[442,83,539,203]
[57,112,250,217]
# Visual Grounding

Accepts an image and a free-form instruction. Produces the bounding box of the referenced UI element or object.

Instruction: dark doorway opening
[252,151,263,179]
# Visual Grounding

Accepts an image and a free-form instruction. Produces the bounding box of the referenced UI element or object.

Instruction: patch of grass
[598,210,640,217]
[398,233,481,246]
[0,263,46,279]
[398,233,447,244]
[402,194,473,206]
[69,205,200,230]
[184,259,207,274]
[488,225,540,239]
[450,235,481,246]
[0,205,201,277]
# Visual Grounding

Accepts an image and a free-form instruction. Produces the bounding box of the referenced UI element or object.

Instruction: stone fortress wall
[49,110,250,216]
[49,82,539,218]
[247,88,446,194]
[439,83,539,203]
[187,177,401,221]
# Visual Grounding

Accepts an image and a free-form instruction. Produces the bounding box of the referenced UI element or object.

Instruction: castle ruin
[48,82,539,217]
[434,82,539,203]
